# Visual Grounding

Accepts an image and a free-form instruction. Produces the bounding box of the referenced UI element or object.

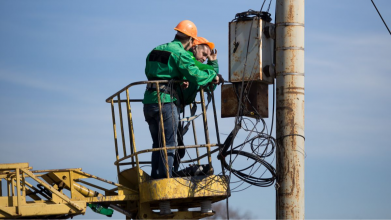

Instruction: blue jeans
[144,103,179,179]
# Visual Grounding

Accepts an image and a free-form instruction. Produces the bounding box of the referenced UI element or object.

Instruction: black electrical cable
[221,150,276,187]
[371,0,391,35]
[267,0,273,13]
[260,0,268,12]
[223,131,277,186]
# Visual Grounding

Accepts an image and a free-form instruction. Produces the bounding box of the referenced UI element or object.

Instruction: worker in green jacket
[173,37,223,173]
[190,36,218,73]
[180,37,221,105]
[143,20,222,179]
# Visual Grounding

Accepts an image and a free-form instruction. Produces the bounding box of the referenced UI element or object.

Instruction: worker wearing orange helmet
[180,36,224,105]
[143,20,222,179]
[191,37,216,63]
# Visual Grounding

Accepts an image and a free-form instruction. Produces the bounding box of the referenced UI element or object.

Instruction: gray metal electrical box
[229,18,275,84]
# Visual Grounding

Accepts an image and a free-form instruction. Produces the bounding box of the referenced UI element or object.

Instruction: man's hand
[208,49,217,61]
[212,74,224,85]
[181,81,189,89]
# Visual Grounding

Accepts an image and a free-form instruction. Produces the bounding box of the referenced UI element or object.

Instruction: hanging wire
[267,0,273,13]
[371,0,391,35]
[260,0,268,12]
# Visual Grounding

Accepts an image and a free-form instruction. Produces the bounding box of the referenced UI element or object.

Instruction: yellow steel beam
[200,87,213,168]
[75,179,110,193]
[156,82,170,178]
[11,177,15,196]
[85,194,139,203]
[0,201,86,218]
[117,93,128,156]
[126,89,137,169]
[21,169,84,211]
[15,169,22,215]
[73,170,138,194]
[0,163,29,170]
[111,99,121,175]
[31,168,82,173]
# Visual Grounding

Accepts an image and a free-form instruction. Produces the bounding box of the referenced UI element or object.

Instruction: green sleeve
[173,52,217,86]
[194,59,214,71]
[207,59,219,74]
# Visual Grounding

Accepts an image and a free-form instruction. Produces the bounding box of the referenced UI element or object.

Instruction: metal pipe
[126,89,136,168]
[190,103,200,165]
[106,80,183,103]
[199,87,213,168]
[73,182,101,197]
[11,177,15,196]
[72,170,138,194]
[275,0,305,219]
[114,143,220,165]
[117,94,127,157]
[181,147,220,163]
[31,168,82,173]
[156,82,170,178]
[111,99,121,175]
[15,168,21,214]
[118,161,151,166]
[113,99,143,103]
[118,145,222,165]
[210,88,221,145]
[7,178,11,197]
[75,179,109,193]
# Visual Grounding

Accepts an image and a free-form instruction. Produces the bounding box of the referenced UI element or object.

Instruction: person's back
[143,20,222,179]
[143,38,217,105]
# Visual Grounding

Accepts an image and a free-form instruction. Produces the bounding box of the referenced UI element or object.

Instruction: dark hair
[174,32,192,44]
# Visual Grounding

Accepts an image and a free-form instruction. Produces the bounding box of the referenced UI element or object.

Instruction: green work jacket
[143,40,217,104]
[180,51,219,105]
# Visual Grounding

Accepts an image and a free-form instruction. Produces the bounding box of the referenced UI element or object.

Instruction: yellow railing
[106,80,222,179]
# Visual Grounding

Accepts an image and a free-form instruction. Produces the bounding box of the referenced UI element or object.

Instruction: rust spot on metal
[288,4,295,22]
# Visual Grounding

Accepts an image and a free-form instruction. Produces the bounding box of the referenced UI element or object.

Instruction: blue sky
[1,0,390,219]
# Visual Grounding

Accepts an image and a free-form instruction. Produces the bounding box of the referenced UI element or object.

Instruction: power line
[371,0,391,35]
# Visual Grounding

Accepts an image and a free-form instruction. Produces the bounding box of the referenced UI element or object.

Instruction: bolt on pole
[275,0,305,219]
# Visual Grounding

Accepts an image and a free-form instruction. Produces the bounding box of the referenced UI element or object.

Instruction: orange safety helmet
[193,37,215,50]
[174,20,198,39]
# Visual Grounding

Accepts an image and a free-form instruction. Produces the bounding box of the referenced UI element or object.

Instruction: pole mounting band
[276,47,305,51]
[277,72,305,76]
[276,22,305,27]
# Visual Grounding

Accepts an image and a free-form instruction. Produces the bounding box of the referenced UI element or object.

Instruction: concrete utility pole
[275,0,305,219]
